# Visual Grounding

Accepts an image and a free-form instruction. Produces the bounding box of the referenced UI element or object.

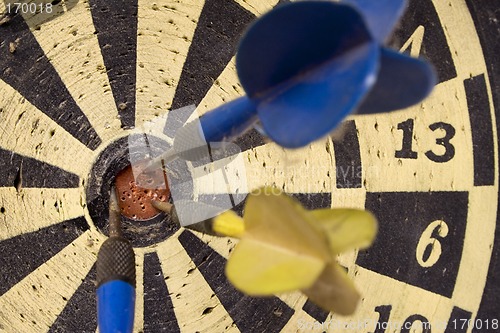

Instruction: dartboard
[0,0,498,332]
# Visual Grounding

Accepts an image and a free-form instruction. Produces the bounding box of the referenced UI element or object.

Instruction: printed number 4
[395,118,456,163]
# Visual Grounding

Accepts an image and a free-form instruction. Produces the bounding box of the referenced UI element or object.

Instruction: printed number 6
[416,220,449,267]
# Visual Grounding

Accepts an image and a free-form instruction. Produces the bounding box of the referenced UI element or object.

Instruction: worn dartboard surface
[0,0,499,332]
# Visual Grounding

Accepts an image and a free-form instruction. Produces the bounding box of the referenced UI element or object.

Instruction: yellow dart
[213,186,377,316]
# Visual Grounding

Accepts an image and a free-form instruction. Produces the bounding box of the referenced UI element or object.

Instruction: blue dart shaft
[198,95,258,143]
[143,96,257,170]
[96,191,136,333]
[168,95,258,160]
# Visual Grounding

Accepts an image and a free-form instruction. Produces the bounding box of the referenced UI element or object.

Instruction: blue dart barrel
[96,237,136,333]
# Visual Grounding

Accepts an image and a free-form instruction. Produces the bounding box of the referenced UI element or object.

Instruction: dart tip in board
[108,189,122,238]
[114,160,171,221]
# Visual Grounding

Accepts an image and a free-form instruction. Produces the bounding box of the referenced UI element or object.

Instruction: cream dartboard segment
[0,0,498,332]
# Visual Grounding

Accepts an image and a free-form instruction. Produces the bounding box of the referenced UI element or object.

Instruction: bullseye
[86,135,184,247]
[114,161,170,221]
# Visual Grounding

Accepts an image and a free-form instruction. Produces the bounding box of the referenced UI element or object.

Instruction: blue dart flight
[149,0,435,168]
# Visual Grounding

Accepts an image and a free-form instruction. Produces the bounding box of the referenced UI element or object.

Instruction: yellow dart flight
[213,187,377,316]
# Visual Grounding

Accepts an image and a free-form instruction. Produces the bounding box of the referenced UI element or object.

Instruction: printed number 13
[395,118,456,163]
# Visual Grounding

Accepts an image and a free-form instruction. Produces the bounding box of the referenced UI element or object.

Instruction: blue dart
[96,190,136,333]
[147,0,435,169]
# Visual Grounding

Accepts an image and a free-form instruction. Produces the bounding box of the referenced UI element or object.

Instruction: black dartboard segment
[0,0,498,331]
[164,0,256,137]
[89,0,138,129]
[388,0,457,83]
[0,14,101,150]
[0,217,88,297]
[47,266,97,333]
[332,120,362,189]
[465,74,495,187]
[178,230,294,333]
[357,191,468,298]
[143,252,180,332]
[444,306,473,333]
[0,147,79,188]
